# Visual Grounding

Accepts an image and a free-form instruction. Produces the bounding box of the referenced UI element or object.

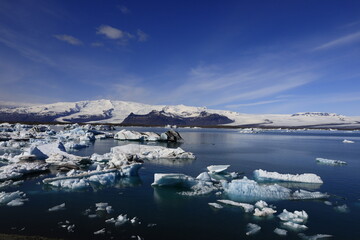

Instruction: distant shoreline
[1,121,360,131]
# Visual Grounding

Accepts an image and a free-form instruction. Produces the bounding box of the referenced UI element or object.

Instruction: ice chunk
[208,202,223,209]
[115,214,129,226]
[316,158,347,165]
[142,132,160,141]
[254,169,323,184]
[0,162,49,181]
[151,173,196,187]
[217,199,254,212]
[180,181,219,196]
[196,172,212,182]
[0,191,26,205]
[253,207,277,217]
[48,203,66,212]
[222,177,328,201]
[254,200,268,209]
[207,165,230,174]
[114,130,145,141]
[95,202,108,211]
[111,144,195,160]
[94,228,106,235]
[342,139,354,144]
[7,198,26,207]
[246,223,261,235]
[298,233,333,240]
[274,228,287,236]
[282,221,308,231]
[278,209,308,223]
[334,204,349,213]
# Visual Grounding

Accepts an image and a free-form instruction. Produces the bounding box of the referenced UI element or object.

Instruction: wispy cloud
[118,5,130,14]
[54,34,83,45]
[314,31,360,50]
[91,42,104,47]
[137,29,149,42]
[96,25,132,40]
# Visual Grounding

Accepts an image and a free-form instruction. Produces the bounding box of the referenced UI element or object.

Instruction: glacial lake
[1,127,360,240]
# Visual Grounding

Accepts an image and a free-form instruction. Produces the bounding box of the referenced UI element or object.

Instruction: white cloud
[314,31,360,50]
[118,5,130,14]
[96,25,125,39]
[137,29,149,42]
[225,99,284,109]
[91,42,104,47]
[53,34,82,45]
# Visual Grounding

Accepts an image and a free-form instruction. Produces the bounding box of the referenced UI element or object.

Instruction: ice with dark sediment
[254,169,323,184]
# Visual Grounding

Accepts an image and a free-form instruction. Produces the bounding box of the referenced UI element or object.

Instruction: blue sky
[1,0,360,115]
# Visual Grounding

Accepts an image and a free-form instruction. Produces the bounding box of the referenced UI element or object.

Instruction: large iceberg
[151,173,196,187]
[111,144,195,160]
[254,169,323,184]
[207,165,230,174]
[222,177,328,201]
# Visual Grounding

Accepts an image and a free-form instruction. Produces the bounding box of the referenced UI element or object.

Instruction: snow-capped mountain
[1,99,360,128]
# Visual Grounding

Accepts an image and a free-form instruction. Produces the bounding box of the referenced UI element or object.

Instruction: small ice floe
[147,223,157,227]
[217,199,254,212]
[274,228,287,236]
[151,173,196,187]
[111,144,195,160]
[0,180,23,190]
[253,200,276,217]
[58,220,75,232]
[316,158,347,166]
[254,169,323,184]
[196,172,212,182]
[94,228,106,235]
[130,217,140,224]
[334,204,349,213]
[278,209,308,223]
[95,202,108,211]
[246,223,261,235]
[222,177,328,201]
[324,201,332,206]
[0,162,49,181]
[131,235,144,240]
[282,221,308,231]
[342,139,354,144]
[207,165,230,174]
[48,203,66,212]
[0,191,27,206]
[208,202,223,209]
[298,233,333,240]
[115,214,129,226]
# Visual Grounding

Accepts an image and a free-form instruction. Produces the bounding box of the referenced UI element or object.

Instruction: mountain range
[1,99,360,129]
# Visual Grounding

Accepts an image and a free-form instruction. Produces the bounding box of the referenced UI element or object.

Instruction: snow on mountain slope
[1,99,360,128]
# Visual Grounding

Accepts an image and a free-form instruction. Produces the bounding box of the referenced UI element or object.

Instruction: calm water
[1,127,360,239]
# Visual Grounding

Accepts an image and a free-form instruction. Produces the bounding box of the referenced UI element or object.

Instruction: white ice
[208,202,223,209]
[0,191,26,206]
[217,199,254,212]
[278,209,308,224]
[48,203,66,212]
[93,228,106,235]
[274,228,287,236]
[151,173,196,187]
[207,165,230,174]
[316,158,347,165]
[246,223,261,235]
[111,144,196,160]
[254,169,323,184]
[342,139,354,143]
[253,207,277,217]
[0,162,48,181]
[282,221,308,231]
[298,233,333,240]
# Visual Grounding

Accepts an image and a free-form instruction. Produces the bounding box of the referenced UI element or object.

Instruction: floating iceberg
[298,233,333,240]
[0,191,27,206]
[207,165,230,174]
[282,221,308,231]
[274,228,287,236]
[222,177,328,201]
[48,203,66,212]
[253,207,277,217]
[316,158,347,165]
[94,228,106,235]
[151,173,196,187]
[254,169,323,184]
[217,199,254,212]
[208,202,223,209]
[342,139,354,144]
[278,209,308,223]
[246,223,261,235]
[111,144,195,160]
[0,162,49,181]
[114,130,145,141]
